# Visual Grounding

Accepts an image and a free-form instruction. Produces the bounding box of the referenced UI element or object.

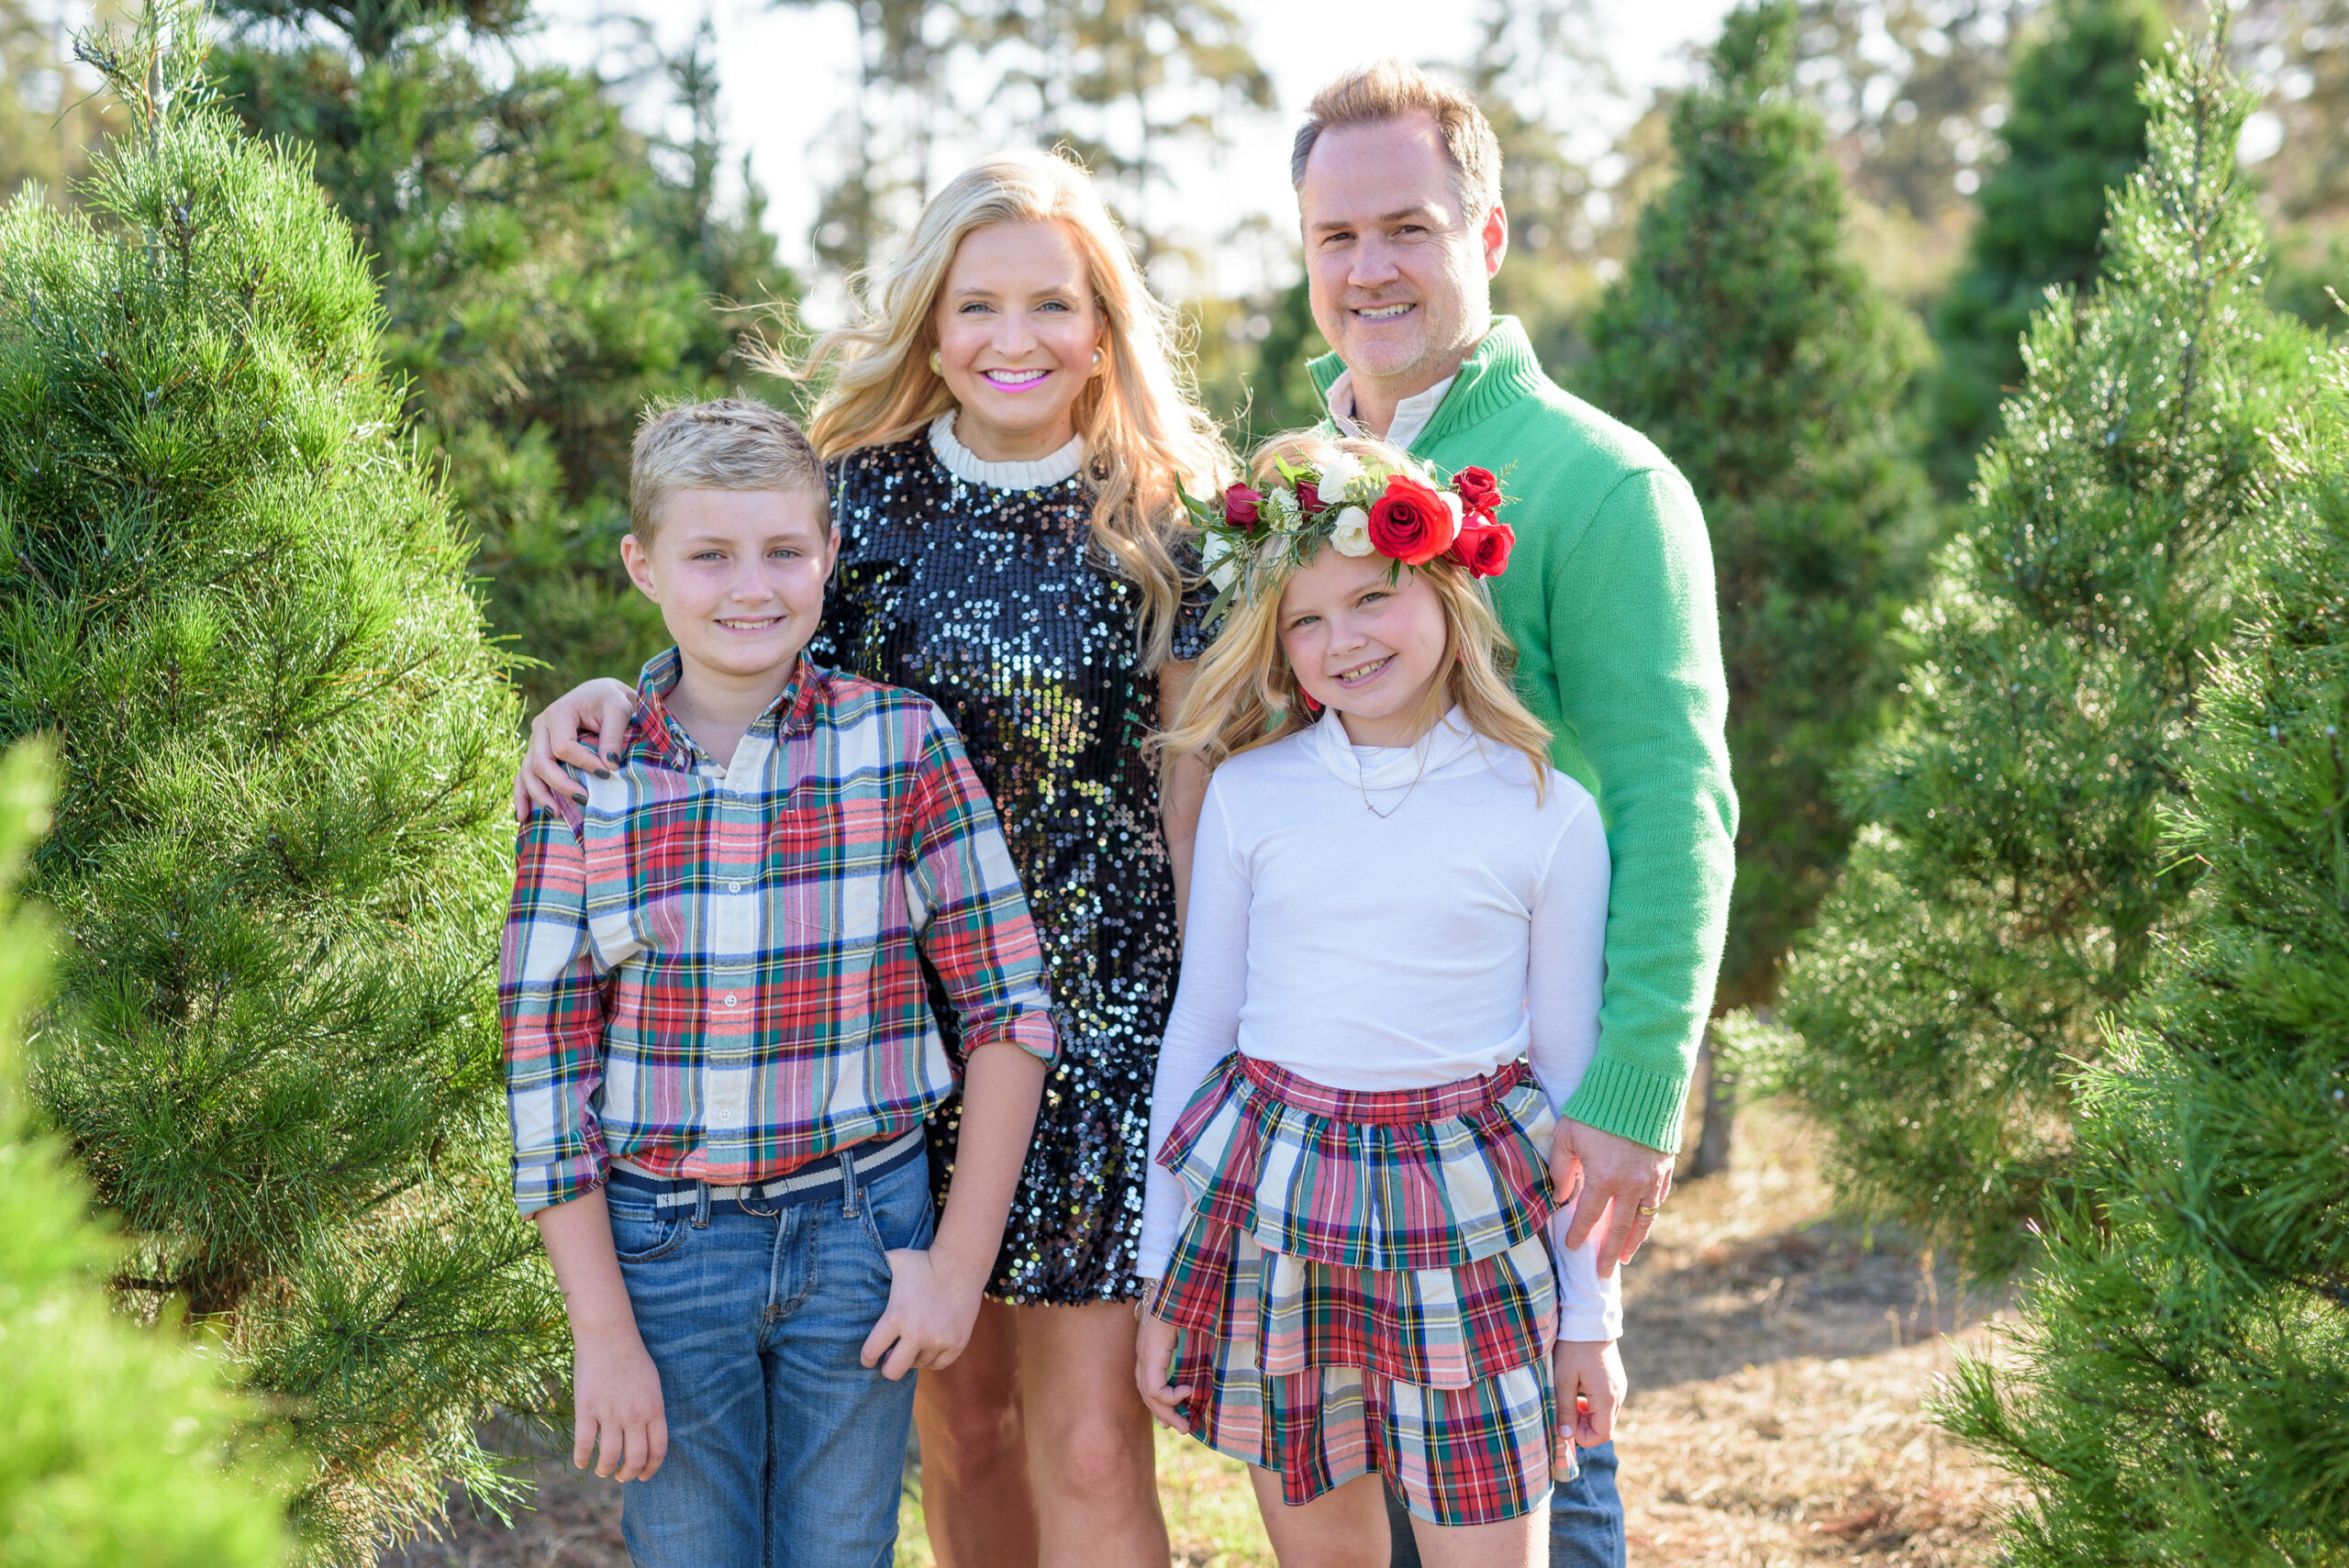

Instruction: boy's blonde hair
[1156,431,1554,799]
[1291,61,1503,220]
[762,149,1230,673]
[629,398,828,539]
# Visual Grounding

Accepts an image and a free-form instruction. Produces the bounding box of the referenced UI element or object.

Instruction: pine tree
[1925,0,2166,495]
[0,8,562,1559]
[1935,381,2349,1568]
[1933,73,2349,1540]
[1771,20,2307,1273]
[0,744,291,1568]
[1581,0,1933,1171]
[213,0,797,706]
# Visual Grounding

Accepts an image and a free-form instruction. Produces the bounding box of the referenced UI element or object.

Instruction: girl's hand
[1133,1304,1194,1429]
[515,678,639,822]
[572,1326,669,1481]
[1554,1338,1626,1451]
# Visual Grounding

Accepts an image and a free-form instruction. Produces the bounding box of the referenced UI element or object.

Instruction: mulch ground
[381,1102,2025,1567]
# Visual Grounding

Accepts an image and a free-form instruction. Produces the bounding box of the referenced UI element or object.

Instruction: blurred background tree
[0,0,126,204]
[212,0,797,706]
[1585,0,1935,1175]
[1923,0,2165,495]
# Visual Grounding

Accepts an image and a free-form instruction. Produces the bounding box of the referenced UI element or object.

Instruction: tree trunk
[1688,1028,1735,1179]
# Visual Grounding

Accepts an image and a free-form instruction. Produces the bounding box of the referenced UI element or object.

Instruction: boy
[501,399,1054,1567]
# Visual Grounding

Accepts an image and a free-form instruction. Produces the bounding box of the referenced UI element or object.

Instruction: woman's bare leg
[1018,1301,1171,1568]
[1406,1504,1546,1568]
[913,1299,1037,1568]
[1247,1467,1389,1568]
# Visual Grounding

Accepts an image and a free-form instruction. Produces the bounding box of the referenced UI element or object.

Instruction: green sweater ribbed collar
[1307,316,1550,454]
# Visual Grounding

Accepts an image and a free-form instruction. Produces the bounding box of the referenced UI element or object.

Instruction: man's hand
[860,1243,990,1382]
[1132,1305,1194,1430]
[1553,1117,1674,1277]
[515,677,639,822]
[572,1327,669,1481]
[1553,1339,1627,1451]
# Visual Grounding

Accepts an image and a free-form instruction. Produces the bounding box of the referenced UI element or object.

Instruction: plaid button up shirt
[501,651,1057,1215]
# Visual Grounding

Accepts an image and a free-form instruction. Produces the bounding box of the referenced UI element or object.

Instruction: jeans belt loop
[838,1146,861,1218]
[692,1181,712,1229]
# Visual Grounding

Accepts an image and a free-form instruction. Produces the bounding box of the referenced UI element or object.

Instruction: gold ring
[1636,1203,1663,1217]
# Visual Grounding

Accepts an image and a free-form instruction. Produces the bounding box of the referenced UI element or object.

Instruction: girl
[514,150,1227,1568]
[1135,434,1625,1568]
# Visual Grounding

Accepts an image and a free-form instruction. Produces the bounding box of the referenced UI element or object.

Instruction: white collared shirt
[1325,368,1458,451]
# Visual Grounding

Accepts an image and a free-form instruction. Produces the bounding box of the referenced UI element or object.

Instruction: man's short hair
[1291,61,1504,221]
[629,398,827,538]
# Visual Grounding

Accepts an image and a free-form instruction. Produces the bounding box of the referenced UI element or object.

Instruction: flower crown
[1185,448,1514,625]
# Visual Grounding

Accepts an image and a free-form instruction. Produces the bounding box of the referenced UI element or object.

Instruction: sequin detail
[810,436,1207,1305]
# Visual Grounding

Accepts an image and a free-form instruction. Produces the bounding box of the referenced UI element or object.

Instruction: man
[1290,62,1738,1568]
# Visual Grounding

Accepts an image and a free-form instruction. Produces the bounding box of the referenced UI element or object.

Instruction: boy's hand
[516,677,638,822]
[1133,1305,1194,1430]
[1554,1338,1627,1451]
[860,1244,989,1381]
[573,1327,669,1482]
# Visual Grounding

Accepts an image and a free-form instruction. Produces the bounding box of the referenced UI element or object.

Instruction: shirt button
[722,992,738,1007]
[729,880,743,894]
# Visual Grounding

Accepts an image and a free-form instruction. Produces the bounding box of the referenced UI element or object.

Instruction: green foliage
[0,744,291,1568]
[1924,0,2166,495]
[1584,0,1934,1011]
[1771,27,2325,1273]
[214,2,797,706]
[1935,387,2349,1567]
[0,8,563,1559]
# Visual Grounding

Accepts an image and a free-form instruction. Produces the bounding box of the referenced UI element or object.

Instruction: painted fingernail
[572,792,587,805]
[594,769,611,779]
[606,751,623,765]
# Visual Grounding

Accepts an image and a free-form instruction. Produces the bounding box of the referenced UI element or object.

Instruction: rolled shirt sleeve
[500,804,610,1215]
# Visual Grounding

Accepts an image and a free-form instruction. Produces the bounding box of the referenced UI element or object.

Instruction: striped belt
[607,1126,924,1212]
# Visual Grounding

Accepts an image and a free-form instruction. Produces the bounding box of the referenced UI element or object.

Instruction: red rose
[1293,479,1322,514]
[1223,484,1264,529]
[1451,518,1517,578]
[1453,466,1502,518]
[1366,474,1456,565]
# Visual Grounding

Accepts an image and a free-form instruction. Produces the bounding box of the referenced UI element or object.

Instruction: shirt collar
[630,648,825,769]
[1325,369,1459,452]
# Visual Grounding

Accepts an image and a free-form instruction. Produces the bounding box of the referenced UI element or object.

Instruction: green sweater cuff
[1561,1055,1690,1154]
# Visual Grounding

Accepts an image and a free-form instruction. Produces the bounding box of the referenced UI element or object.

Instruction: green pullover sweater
[1312,317,1737,1151]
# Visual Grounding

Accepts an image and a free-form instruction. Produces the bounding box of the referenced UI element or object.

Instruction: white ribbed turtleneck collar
[1308,704,1489,794]
[928,411,1085,490]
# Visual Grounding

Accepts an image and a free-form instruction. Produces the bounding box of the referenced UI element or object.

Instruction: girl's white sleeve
[1526,786,1623,1342]
[1136,777,1252,1281]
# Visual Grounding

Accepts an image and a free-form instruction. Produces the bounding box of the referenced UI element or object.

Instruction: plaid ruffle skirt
[1148,1053,1570,1525]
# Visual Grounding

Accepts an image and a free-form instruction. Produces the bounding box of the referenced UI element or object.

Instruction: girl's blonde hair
[1157,431,1557,799]
[762,148,1228,671]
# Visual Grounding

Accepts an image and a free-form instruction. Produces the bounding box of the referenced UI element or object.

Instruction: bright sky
[525,0,1742,296]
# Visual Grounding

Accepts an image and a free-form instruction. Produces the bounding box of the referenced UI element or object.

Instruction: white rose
[1265,487,1302,529]
[1330,506,1374,557]
[1204,531,1240,590]
[1441,490,1464,547]
[1318,450,1365,501]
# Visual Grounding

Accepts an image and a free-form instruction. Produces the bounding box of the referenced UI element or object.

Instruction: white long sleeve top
[1139,706,1623,1342]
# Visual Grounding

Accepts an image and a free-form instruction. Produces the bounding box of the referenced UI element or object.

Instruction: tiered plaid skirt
[1148,1053,1567,1526]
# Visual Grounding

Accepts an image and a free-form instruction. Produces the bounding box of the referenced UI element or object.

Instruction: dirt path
[383,1105,2022,1566]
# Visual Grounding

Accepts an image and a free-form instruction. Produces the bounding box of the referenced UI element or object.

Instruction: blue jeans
[1384,1442,1624,1567]
[605,1139,934,1568]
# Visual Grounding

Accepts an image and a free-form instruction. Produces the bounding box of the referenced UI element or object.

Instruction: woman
[513,148,1226,1568]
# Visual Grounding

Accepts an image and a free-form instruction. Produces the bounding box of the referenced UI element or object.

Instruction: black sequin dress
[808,420,1205,1306]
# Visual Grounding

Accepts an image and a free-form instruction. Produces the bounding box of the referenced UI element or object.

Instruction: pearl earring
[929,350,943,374]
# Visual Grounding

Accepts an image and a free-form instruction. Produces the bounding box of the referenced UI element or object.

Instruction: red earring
[1299,688,1322,715]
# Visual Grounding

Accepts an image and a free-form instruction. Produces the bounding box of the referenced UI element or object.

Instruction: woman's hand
[1553,1338,1627,1451]
[515,678,640,822]
[1133,1303,1193,1429]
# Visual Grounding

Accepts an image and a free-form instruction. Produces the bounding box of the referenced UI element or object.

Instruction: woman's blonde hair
[763,148,1229,671]
[1157,431,1556,799]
